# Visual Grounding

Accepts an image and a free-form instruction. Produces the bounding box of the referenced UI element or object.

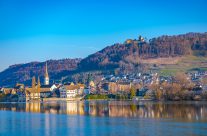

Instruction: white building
[50,84,58,91]
[59,85,78,98]
[59,86,66,98]
[59,84,85,98]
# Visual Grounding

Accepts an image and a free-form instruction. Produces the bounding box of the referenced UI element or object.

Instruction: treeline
[146,72,207,101]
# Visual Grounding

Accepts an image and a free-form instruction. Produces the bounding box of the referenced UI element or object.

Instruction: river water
[0,101,206,136]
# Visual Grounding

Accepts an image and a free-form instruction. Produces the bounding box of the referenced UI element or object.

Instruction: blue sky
[0,0,207,71]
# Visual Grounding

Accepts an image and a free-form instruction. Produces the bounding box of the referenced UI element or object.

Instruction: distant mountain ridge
[0,32,207,87]
[0,58,81,87]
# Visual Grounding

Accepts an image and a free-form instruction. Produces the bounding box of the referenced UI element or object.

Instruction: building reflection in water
[0,101,207,121]
[26,103,41,113]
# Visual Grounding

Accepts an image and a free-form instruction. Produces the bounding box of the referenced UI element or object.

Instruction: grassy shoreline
[0,94,206,102]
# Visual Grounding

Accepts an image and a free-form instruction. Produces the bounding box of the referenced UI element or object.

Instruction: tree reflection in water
[0,101,207,121]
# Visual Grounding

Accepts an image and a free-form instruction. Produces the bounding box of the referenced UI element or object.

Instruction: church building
[25,62,51,101]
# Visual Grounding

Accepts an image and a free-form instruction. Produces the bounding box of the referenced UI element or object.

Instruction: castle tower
[44,62,49,85]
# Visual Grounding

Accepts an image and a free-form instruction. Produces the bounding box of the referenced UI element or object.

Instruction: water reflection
[0,101,207,121]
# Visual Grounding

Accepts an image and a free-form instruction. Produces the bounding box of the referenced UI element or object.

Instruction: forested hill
[0,32,207,87]
[79,32,207,70]
[0,59,81,87]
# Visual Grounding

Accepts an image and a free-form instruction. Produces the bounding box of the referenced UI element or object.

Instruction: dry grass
[139,55,207,76]
[140,57,183,65]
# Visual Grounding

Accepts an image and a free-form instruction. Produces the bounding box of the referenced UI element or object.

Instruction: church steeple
[44,62,49,85]
[37,76,41,93]
[32,76,36,92]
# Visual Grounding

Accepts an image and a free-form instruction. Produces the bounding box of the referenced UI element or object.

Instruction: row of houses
[0,82,90,102]
[0,62,96,101]
[1,61,206,101]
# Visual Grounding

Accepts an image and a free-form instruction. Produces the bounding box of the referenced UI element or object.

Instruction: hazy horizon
[0,0,207,71]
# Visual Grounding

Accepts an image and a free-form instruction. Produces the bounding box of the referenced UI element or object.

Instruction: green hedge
[85,94,109,100]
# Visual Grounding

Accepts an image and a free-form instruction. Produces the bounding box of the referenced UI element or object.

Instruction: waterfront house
[50,84,58,91]
[2,88,12,95]
[60,85,77,98]
[17,91,26,102]
[77,84,85,95]
[40,85,52,98]
[59,85,66,98]
[25,88,40,101]
[59,85,78,98]
[65,85,77,98]
[59,84,85,98]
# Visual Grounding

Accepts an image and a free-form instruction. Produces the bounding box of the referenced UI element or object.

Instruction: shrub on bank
[85,94,109,100]
[115,94,129,100]
[0,94,7,101]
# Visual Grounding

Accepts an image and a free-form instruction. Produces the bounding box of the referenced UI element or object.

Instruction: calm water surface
[0,101,207,136]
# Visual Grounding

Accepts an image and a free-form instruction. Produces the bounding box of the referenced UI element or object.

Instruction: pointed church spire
[44,62,49,85]
[32,76,36,93]
[32,76,36,88]
[37,76,41,93]
[45,62,49,78]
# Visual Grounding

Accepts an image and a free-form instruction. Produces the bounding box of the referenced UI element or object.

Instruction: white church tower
[44,62,49,85]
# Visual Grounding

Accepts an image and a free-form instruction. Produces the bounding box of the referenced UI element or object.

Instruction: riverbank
[43,97,84,102]
[84,94,207,101]
[0,94,207,102]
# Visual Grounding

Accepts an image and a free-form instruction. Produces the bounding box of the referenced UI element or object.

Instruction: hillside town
[0,61,207,102]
